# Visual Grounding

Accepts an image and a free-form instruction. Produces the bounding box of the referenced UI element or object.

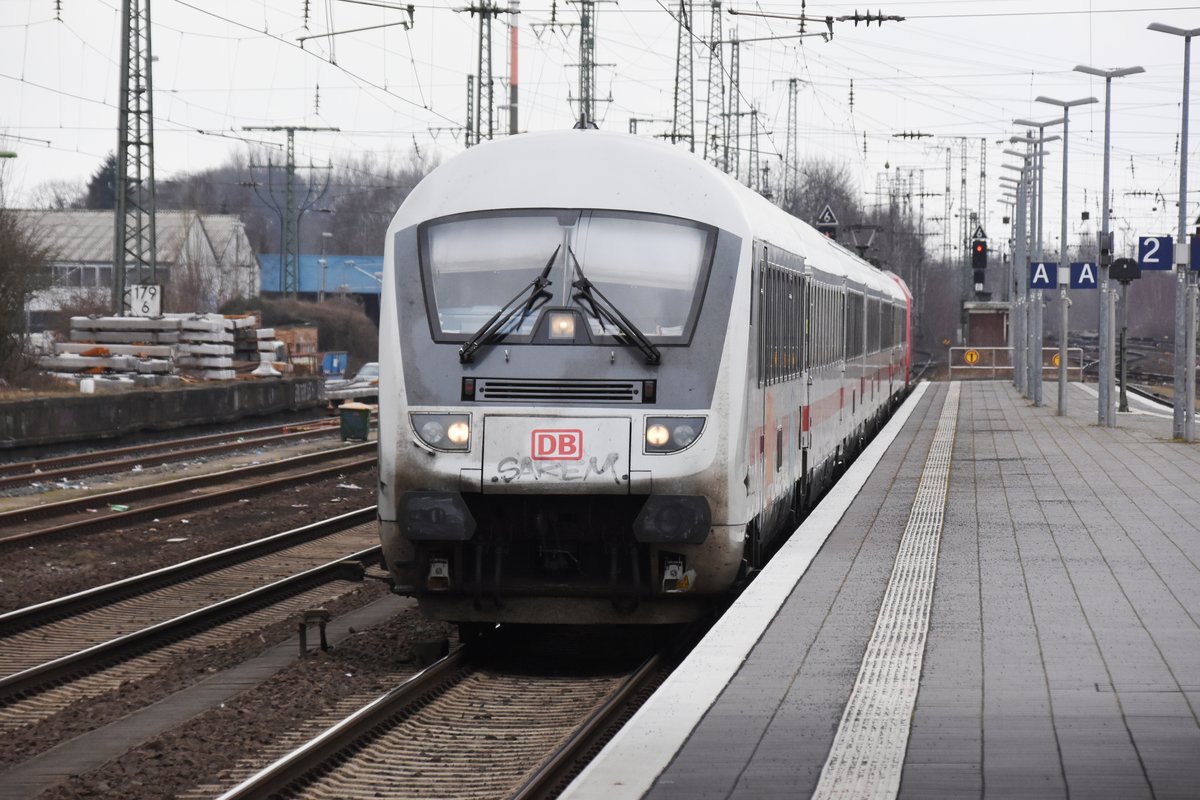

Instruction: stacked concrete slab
[41,313,292,384]
[174,314,237,380]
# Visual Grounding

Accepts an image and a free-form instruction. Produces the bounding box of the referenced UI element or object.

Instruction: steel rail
[0,545,382,703]
[510,652,664,800]
[0,506,378,637]
[0,443,376,545]
[0,419,338,478]
[216,647,471,800]
[0,427,346,489]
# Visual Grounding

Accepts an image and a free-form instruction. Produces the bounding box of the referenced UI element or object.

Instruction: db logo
[531,429,583,460]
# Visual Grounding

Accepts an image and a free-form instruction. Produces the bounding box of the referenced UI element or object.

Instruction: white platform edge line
[1073,381,1172,417]
[810,381,960,799]
[560,381,933,800]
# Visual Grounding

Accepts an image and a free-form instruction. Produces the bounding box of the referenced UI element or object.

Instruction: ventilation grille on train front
[463,378,655,404]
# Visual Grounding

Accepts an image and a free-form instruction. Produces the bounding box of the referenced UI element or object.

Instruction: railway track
[0,418,349,489]
[0,510,383,730]
[213,629,677,800]
[0,442,376,546]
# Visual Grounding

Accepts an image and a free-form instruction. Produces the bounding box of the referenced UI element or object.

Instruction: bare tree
[0,170,55,382]
[783,158,863,231]
[27,178,86,210]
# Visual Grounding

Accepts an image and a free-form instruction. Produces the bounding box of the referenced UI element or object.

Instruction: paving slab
[565,380,1200,799]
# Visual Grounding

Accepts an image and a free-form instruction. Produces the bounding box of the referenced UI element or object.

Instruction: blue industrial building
[259,254,383,324]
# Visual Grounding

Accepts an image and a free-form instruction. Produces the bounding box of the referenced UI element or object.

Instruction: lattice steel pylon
[459,2,514,145]
[781,78,800,207]
[748,109,760,192]
[111,0,157,315]
[978,137,986,238]
[671,0,695,151]
[575,0,597,126]
[244,126,338,297]
[703,1,724,167]
[726,28,740,181]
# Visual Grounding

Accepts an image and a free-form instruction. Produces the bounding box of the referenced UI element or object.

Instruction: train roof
[389,129,906,302]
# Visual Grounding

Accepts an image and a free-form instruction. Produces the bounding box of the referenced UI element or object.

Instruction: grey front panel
[392,225,742,410]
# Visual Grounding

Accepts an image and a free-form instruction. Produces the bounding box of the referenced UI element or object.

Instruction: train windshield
[421,210,714,344]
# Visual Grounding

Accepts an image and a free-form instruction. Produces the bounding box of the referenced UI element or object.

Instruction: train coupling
[427,557,452,591]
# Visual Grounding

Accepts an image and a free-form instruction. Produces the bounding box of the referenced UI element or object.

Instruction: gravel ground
[0,417,439,799]
[37,607,455,800]
[0,462,379,612]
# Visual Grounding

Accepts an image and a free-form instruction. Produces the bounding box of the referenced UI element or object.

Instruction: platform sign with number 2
[124,284,162,317]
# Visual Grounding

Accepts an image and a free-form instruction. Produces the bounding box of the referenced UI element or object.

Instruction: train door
[751,245,768,568]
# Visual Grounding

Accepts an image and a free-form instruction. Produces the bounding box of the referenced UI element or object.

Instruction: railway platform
[566,379,1200,799]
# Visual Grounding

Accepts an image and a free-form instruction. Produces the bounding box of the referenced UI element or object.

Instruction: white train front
[377,129,911,626]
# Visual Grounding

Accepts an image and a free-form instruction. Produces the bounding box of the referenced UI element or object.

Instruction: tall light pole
[1034,95,1098,416]
[1149,22,1200,442]
[1075,64,1145,429]
[1007,137,1051,399]
[1013,120,1063,406]
[1002,151,1035,397]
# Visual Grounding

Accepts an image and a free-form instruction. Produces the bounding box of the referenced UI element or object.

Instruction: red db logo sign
[531,429,583,460]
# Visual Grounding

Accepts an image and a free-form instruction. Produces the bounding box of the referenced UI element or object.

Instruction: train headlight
[646,423,671,447]
[548,311,576,339]
[411,413,471,451]
[644,416,706,454]
[447,420,470,445]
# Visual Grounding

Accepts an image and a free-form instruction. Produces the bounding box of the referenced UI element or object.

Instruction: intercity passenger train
[377,129,911,626]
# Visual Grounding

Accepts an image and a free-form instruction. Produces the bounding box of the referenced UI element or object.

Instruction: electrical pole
[457,2,516,145]
[671,0,695,151]
[726,29,740,182]
[112,0,157,315]
[775,78,802,206]
[508,1,520,135]
[243,126,338,298]
[703,1,724,168]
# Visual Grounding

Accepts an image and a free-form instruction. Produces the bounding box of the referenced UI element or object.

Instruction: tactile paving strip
[812,381,961,800]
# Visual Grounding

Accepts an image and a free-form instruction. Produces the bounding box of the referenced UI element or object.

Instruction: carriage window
[421,210,714,343]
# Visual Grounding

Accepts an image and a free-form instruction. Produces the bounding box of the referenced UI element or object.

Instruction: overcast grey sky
[3,1,1199,260]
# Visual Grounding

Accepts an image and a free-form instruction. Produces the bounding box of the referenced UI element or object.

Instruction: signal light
[971,239,987,270]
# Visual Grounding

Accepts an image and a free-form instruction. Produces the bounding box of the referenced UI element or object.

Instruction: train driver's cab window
[420,210,715,345]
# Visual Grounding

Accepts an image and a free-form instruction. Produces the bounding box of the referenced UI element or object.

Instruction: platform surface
[566,380,1200,799]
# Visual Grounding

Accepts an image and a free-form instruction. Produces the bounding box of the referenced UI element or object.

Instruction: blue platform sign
[1191,235,1200,271]
[1029,262,1057,289]
[1138,236,1174,270]
[1070,262,1098,289]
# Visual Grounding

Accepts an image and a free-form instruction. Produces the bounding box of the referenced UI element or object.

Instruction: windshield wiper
[568,248,662,365]
[458,245,560,363]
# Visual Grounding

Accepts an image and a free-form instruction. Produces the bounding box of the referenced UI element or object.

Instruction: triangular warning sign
[817,204,838,226]
[971,225,987,240]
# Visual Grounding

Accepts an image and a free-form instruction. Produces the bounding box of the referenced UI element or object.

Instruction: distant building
[23,210,260,328]
[259,253,382,324]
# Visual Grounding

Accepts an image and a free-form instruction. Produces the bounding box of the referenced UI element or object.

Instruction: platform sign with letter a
[1029,262,1057,289]
[1191,235,1200,271]
[1070,262,1098,289]
[1138,236,1174,270]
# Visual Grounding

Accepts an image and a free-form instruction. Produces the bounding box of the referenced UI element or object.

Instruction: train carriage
[377,129,911,625]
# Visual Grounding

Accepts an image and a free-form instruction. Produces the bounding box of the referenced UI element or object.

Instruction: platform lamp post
[1148,22,1200,442]
[1002,159,1033,397]
[1034,95,1097,417]
[999,190,1019,385]
[1001,155,1034,396]
[1012,122,1063,407]
[318,231,333,303]
[1075,64,1145,429]
[1004,147,1047,403]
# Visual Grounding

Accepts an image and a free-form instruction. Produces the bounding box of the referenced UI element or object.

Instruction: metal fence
[949,346,1084,380]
